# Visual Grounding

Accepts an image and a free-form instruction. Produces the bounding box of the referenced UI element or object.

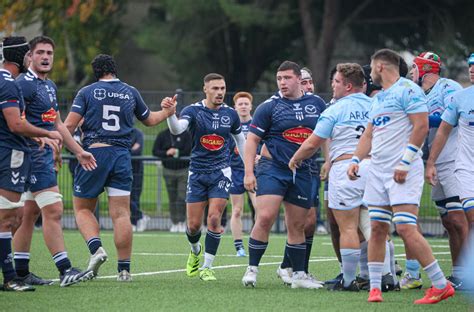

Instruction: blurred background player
[129,127,150,232]
[162,73,245,281]
[152,126,191,233]
[64,54,172,282]
[426,53,474,288]
[410,51,467,290]
[14,35,96,287]
[229,91,257,257]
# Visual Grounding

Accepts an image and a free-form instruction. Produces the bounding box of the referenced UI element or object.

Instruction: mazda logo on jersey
[282,127,313,144]
[221,116,231,125]
[41,107,57,123]
[200,134,225,151]
[304,105,316,114]
[93,88,107,100]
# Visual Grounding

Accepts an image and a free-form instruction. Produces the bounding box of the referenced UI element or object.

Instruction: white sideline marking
[49,251,452,282]
[321,242,450,248]
[93,257,339,280]
[134,252,336,259]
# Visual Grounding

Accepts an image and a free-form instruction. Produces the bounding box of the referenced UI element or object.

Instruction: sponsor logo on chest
[282,126,313,144]
[41,107,57,123]
[200,134,225,151]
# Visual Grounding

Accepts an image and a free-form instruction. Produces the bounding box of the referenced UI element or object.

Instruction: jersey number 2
[102,105,120,131]
[355,125,365,139]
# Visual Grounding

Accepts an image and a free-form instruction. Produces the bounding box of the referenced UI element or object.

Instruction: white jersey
[441,85,474,172]
[314,93,372,161]
[426,78,462,164]
[369,77,428,169]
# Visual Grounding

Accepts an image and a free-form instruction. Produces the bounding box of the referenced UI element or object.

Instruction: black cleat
[17,272,54,285]
[325,273,343,285]
[59,268,94,287]
[2,279,35,292]
[356,275,370,291]
[447,275,467,291]
[328,279,360,292]
[381,273,395,292]
[395,260,403,277]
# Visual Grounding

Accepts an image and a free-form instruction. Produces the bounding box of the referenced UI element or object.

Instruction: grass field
[2,231,469,311]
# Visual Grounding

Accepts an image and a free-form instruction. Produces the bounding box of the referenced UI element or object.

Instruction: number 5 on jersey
[102,105,120,131]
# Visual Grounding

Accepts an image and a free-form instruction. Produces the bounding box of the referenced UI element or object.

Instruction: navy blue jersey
[17,69,59,149]
[0,69,29,151]
[250,92,325,168]
[180,101,241,173]
[17,69,59,131]
[71,79,151,149]
[229,119,251,169]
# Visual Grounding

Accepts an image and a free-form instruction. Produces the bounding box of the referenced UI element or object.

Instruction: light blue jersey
[426,78,462,164]
[314,92,372,161]
[441,85,474,171]
[369,77,428,169]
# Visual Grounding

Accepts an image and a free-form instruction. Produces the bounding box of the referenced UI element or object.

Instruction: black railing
[59,155,444,235]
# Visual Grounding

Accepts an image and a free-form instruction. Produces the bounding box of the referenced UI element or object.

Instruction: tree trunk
[313,0,340,93]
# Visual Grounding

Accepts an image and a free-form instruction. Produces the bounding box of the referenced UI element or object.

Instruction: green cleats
[186,249,202,277]
[199,268,217,281]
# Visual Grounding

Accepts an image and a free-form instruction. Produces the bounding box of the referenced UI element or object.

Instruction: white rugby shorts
[328,159,369,210]
[363,158,424,207]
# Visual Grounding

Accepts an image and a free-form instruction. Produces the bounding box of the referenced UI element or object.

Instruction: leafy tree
[0,0,126,87]
[136,0,302,91]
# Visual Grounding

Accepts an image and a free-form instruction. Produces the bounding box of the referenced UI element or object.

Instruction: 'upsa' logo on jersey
[200,134,225,151]
[93,88,106,100]
[282,127,312,144]
[108,92,130,100]
[41,107,57,123]
[372,115,391,126]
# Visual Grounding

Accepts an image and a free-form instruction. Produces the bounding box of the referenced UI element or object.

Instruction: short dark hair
[371,48,400,67]
[91,54,117,80]
[29,35,55,52]
[329,66,337,82]
[336,63,365,88]
[2,36,29,73]
[399,57,408,77]
[277,60,301,76]
[203,73,224,84]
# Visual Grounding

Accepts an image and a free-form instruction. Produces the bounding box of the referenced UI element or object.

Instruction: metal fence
[58,155,446,236]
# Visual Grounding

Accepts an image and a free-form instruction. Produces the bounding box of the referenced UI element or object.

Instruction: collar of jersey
[99,78,120,82]
[27,68,40,79]
[0,68,12,76]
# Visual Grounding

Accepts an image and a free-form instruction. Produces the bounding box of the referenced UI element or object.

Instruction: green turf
[2,231,468,311]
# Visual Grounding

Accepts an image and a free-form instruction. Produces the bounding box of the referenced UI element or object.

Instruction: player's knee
[41,204,63,222]
[462,198,474,213]
[34,191,62,209]
[232,208,242,219]
[0,214,17,230]
[207,214,221,229]
[187,221,201,233]
[304,223,316,236]
[368,207,392,238]
[393,211,418,238]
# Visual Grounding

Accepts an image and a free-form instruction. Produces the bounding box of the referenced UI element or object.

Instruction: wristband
[396,144,420,171]
[351,156,360,164]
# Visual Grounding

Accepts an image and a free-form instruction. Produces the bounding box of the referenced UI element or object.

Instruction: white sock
[190,242,201,256]
[368,262,384,290]
[359,241,369,279]
[202,252,215,269]
[382,241,391,274]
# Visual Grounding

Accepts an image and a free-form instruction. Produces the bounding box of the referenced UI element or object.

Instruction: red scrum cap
[413,52,442,78]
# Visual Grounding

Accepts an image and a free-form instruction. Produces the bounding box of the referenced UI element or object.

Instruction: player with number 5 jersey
[64,54,174,282]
